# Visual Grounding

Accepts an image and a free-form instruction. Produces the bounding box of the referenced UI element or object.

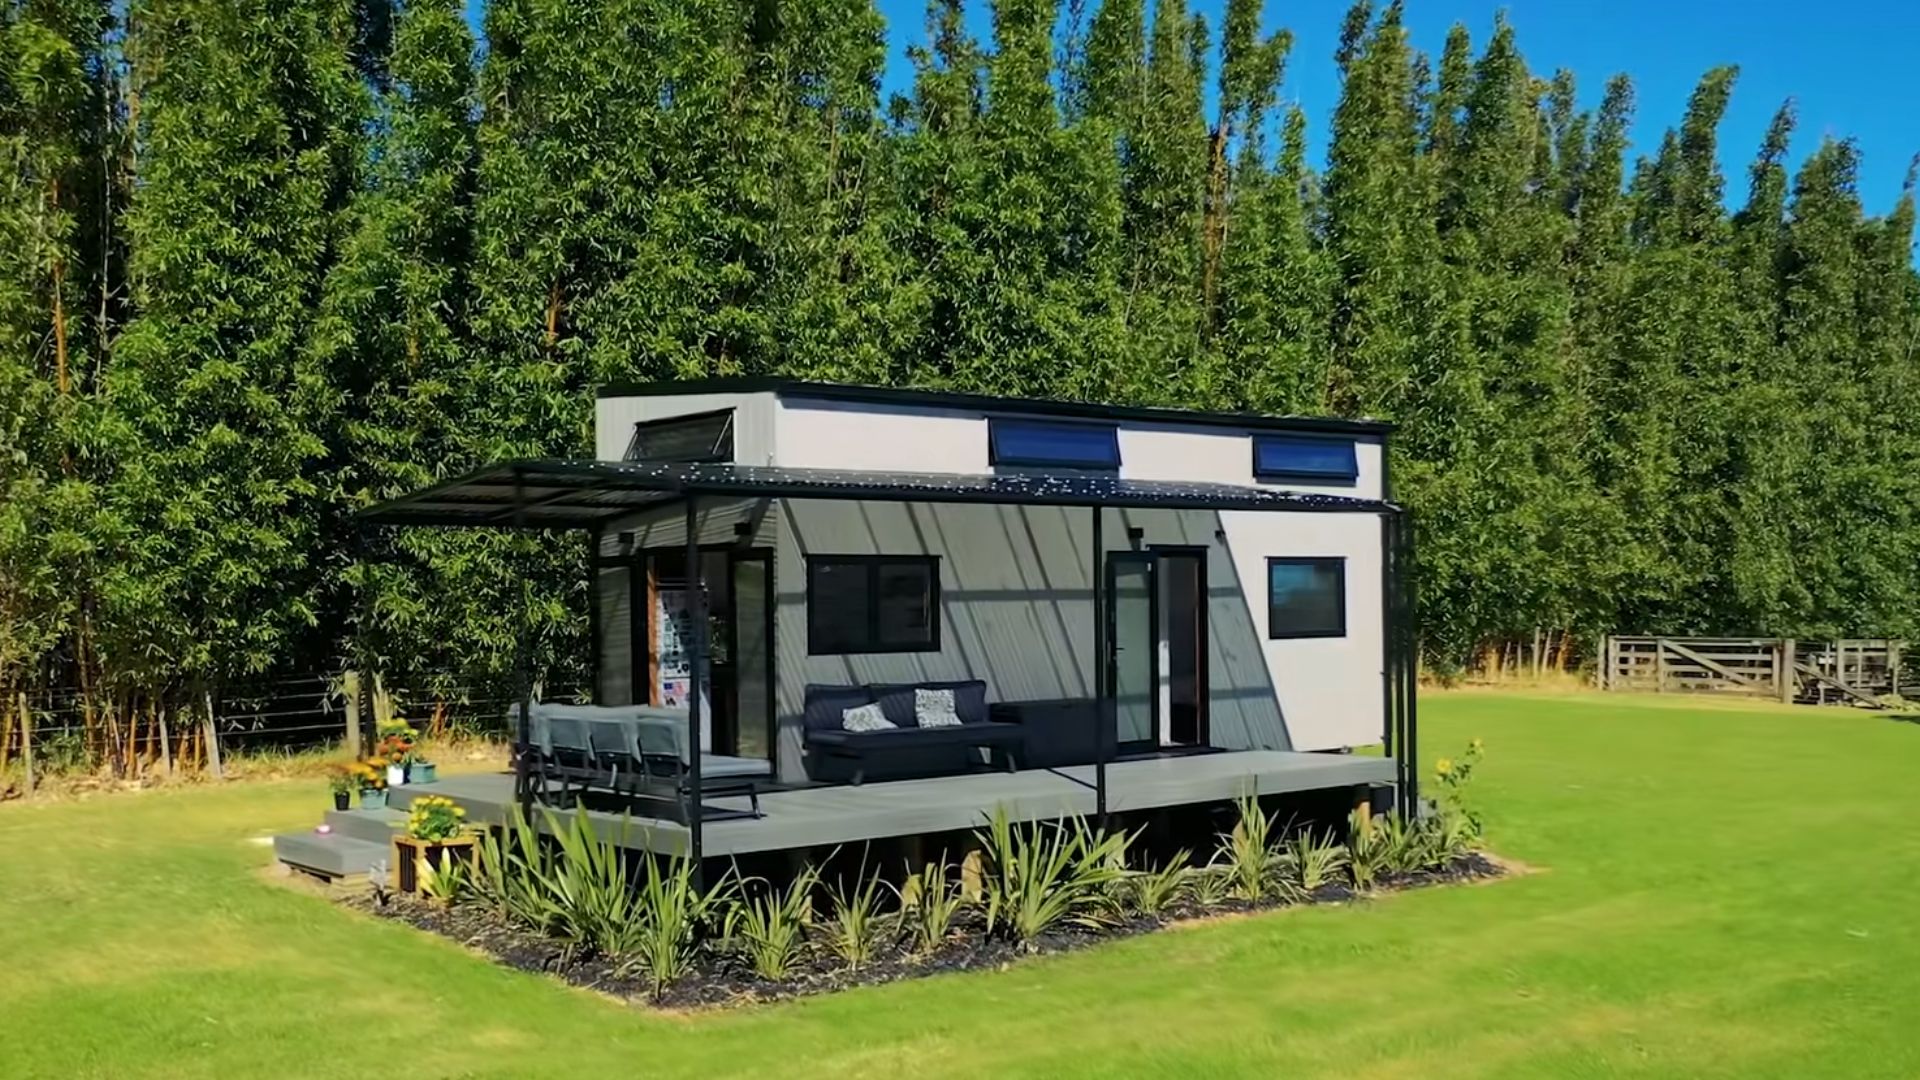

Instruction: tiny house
[280,379,1417,881]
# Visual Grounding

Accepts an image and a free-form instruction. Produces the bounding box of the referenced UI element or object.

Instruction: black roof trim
[356,459,1398,530]
[595,377,1393,437]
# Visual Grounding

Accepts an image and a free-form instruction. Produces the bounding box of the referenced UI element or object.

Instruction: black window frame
[1265,556,1347,639]
[624,407,736,464]
[1250,433,1359,486]
[805,554,942,655]
[988,417,1122,471]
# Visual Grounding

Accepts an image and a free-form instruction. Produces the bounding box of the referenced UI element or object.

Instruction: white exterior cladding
[594,385,1390,756]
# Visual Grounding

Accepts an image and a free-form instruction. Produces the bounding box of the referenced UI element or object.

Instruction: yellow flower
[1435,757,1454,776]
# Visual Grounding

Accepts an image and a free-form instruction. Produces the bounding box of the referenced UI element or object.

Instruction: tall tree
[102,0,364,690]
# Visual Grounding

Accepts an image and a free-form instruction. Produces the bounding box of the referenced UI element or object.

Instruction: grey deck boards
[391,750,1392,858]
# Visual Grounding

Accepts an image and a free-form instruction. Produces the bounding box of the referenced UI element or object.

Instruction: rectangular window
[1251,435,1358,485]
[807,555,941,654]
[989,418,1121,470]
[625,409,734,463]
[1267,557,1345,639]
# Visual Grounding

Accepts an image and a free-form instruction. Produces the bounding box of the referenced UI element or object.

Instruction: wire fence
[0,671,524,788]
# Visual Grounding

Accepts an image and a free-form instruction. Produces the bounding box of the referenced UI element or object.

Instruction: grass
[3,690,1919,1078]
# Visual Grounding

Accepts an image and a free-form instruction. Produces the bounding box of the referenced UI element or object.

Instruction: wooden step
[324,807,406,844]
[273,831,390,881]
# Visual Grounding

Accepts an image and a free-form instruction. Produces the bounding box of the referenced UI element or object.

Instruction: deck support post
[513,466,534,820]
[587,526,603,702]
[1090,505,1107,825]
[685,494,707,890]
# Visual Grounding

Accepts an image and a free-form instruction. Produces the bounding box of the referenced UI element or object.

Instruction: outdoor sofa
[517,702,769,821]
[802,679,1025,784]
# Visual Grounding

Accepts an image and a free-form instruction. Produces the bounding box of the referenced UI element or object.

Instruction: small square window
[1252,435,1358,485]
[989,419,1120,470]
[1267,557,1345,639]
[625,409,734,463]
[807,556,940,654]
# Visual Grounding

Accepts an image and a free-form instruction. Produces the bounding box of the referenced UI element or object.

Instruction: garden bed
[348,852,1506,1010]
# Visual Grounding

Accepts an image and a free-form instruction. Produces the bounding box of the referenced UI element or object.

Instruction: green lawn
[4,691,1918,1079]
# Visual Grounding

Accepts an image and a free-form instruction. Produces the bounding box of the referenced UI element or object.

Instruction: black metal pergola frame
[355,458,1419,878]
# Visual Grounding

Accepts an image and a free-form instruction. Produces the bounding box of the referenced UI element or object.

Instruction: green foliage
[3,0,1920,710]
[1346,809,1390,892]
[1214,792,1284,901]
[823,864,891,971]
[895,859,964,956]
[1278,829,1347,893]
[1125,850,1192,917]
[975,807,1130,947]
[732,867,818,981]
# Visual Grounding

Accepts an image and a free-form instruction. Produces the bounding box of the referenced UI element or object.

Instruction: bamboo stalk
[158,703,174,775]
[0,686,12,772]
[203,690,223,780]
[19,693,33,796]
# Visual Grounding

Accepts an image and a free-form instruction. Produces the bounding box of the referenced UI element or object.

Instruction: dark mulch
[348,853,1506,1010]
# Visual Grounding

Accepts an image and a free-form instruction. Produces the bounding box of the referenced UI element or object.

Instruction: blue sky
[869,0,1919,216]
[460,1,1918,216]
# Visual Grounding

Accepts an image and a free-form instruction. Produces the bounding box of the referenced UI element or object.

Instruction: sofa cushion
[841,702,895,732]
[803,684,874,733]
[874,680,988,727]
[915,688,963,728]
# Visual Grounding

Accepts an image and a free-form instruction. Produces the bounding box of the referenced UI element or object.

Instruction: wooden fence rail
[1603,636,1910,707]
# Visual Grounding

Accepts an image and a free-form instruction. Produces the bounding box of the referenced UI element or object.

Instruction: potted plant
[376,733,413,787]
[326,765,356,811]
[374,717,420,786]
[410,754,437,785]
[393,794,473,893]
[355,760,388,810]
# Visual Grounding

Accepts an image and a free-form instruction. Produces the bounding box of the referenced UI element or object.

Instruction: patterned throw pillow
[915,688,963,728]
[841,702,896,733]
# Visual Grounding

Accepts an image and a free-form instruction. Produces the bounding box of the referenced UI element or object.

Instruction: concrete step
[273,831,390,881]
[325,807,406,844]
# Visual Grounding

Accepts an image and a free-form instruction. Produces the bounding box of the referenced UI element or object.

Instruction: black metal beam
[513,466,534,820]
[685,496,706,889]
[1091,505,1107,824]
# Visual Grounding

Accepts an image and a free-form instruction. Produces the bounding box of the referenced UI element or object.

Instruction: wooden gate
[1603,637,1908,707]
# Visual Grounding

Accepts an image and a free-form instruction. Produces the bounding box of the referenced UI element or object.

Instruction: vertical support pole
[203,690,223,780]
[1654,637,1667,692]
[587,526,604,703]
[1090,505,1106,824]
[685,495,707,888]
[1780,639,1796,705]
[1400,509,1419,815]
[1380,511,1396,754]
[343,670,363,760]
[512,466,533,818]
[18,692,33,796]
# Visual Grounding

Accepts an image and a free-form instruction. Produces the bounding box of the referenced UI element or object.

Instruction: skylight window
[988,419,1121,471]
[1251,435,1358,485]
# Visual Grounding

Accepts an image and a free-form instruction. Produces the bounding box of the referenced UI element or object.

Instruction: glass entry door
[1107,554,1157,752]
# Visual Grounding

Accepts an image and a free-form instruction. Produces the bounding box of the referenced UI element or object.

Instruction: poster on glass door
[654,586,711,747]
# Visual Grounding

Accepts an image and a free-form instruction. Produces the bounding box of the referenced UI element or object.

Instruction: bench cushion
[873,679,988,727]
[803,684,876,733]
[806,720,1023,751]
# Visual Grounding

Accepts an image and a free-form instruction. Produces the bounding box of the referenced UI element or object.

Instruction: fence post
[1602,636,1616,690]
[1779,639,1796,704]
[343,670,363,759]
[1654,637,1667,692]
[203,690,224,780]
[19,692,33,796]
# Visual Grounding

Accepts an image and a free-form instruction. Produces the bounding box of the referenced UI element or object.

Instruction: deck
[379,750,1393,858]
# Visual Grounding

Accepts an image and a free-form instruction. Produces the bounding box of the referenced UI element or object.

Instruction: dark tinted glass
[990,419,1121,470]
[1267,558,1345,638]
[1252,436,1357,483]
